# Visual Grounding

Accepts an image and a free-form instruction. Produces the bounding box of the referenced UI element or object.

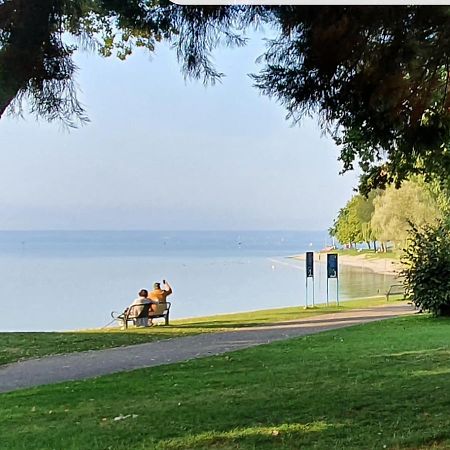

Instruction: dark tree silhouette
[2,3,450,192]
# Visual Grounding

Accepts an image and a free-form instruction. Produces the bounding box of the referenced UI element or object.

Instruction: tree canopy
[329,191,378,250]
[2,3,450,192]
[0,1,259,125]
[371,180,441,246]
[330,178,443,250]
[254,6,450,193]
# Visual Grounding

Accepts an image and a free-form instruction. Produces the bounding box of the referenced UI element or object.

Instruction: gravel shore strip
[0,303,414,394]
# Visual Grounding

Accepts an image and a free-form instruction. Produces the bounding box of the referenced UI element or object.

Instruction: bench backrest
[387,284,404,295]
[152,302,171,315]
[127,303,151,319]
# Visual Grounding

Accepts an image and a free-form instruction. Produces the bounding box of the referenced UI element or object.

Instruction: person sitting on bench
[148,280,173,325]
[129,289,157,327]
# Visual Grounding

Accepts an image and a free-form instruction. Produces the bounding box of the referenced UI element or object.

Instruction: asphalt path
[0,303,414,393]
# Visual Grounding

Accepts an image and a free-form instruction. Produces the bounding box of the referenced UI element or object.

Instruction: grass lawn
[1,313,449,449]
[332,248,402,260]
[0,296,397,366]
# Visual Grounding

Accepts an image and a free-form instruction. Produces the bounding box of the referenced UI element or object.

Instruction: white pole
[305,275,308,309]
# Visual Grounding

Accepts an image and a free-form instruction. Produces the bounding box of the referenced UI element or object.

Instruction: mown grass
[0,296,398,366]
[1,313,449,449]
[332,248,402,260]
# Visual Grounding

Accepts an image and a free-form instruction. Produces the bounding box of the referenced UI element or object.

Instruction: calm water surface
[0,231,395,331]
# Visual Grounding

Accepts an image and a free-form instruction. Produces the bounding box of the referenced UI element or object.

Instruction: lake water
[0,231,395,331]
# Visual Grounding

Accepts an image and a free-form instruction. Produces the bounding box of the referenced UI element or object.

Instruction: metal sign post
[305,251,314,308]
[327,253,339,306]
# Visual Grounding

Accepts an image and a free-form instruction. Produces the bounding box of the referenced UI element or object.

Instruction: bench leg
[165,312,169,326]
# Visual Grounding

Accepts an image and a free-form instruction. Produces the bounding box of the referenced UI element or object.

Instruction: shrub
[401,220,450,316]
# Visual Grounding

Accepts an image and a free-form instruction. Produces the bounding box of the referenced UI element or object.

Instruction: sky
[0,33,358,231]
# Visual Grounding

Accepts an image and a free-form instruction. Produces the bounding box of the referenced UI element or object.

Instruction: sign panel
[327,253,338,279]
[306,251,314,278]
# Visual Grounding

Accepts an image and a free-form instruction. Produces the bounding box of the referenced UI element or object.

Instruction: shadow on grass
[154,421,333,450]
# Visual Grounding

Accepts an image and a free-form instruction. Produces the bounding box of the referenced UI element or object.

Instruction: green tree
[331,205,359,248]
[350,192,379,249]
[370,179,441,249]
[401,220,450,316]
[418,176,450,216]
[253,6,450,193]
[0,1,258,125]
[0,0,162,125]
[330,191,379,249]
[4,5,450,191]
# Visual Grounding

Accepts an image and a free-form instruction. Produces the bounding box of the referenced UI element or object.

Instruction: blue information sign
[327,253,338,279]
[306,251,314,278]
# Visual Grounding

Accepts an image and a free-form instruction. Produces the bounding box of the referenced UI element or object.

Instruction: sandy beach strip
[291,253,401,277]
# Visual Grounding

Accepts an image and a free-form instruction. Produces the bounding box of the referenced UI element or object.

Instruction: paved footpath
[0,304,414,393]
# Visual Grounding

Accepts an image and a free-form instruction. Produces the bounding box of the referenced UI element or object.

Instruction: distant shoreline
[291,252,401,277]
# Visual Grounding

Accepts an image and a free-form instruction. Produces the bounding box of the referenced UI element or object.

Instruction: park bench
[149,302,171,326]
[385,284,405,301]
[111,302,171,329]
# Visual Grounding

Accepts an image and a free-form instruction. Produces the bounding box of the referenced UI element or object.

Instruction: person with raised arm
[148,280,173,325]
